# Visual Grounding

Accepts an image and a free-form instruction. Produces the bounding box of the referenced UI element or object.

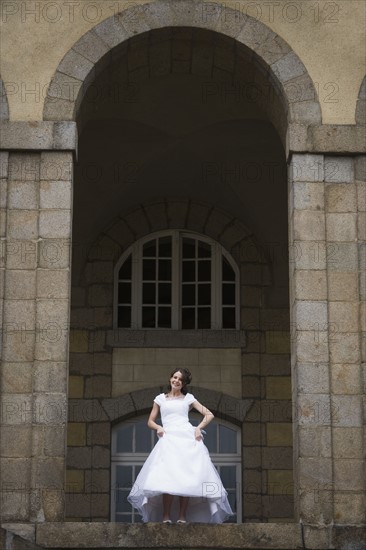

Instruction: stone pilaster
[289,153,333,523]
[325,155,365,523]
[0,150,74,522]
[289,153,366,527]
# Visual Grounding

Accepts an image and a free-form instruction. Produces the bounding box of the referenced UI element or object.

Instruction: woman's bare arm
[147,402,165,436]
[191,400,214,440]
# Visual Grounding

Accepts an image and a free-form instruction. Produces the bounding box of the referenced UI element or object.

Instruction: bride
[127,368,233,523]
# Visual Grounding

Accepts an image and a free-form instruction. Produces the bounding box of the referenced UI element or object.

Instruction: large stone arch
[43,0,322,148]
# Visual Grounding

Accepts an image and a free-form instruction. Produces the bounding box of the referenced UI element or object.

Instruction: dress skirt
[127,415,233,523]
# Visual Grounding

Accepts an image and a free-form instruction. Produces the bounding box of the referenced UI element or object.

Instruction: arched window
[114,230,239,329]
[111,415,241,523]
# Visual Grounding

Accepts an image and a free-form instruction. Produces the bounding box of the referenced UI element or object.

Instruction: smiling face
[169,370,184,392]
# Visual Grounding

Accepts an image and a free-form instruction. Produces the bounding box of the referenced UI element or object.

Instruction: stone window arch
[113,229,240,330]
[111,413,241,523]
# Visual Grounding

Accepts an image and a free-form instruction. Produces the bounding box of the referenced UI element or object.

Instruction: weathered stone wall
[0,0,364,544]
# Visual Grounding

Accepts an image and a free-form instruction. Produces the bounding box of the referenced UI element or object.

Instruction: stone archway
[47,1,315,527]
[42,0,321,152]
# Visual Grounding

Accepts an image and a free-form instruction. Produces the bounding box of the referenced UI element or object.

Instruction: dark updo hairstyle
[167,368,192,395]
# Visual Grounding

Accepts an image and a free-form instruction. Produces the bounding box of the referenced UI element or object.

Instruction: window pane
[198,241,211,258]
[116,490,131,513]
[222,283,235,305]
[116,424,133,452]
[182,237,195,258]
[197,307,211,328]
[182,308,195,329]
[142,307,155,328]
[220,466,236,488]
[158,307,171,328]
[143,240,156,257]
[198,284,211,305]
[143,283,155,304]
[119,255,131,279]
[227,491,237,513]
[222,307,236,329]
[158,283,171,304]
[118,306,131,328]
[182,261,195,282]
[116,465,133,488]
[116,514,132,523]
[158,259,171,281]
[202,424,217,453]
[136,422,152,452]
[135,465,142,477]
[182,284,195,306]
[159,236,172,257]
[222,257,235,281]
[219,425,237,453]
[143,259,155,280]
[118,282,131,303]
[198,260,211,281]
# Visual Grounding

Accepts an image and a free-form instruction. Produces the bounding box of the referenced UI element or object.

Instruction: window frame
[113,230,240,330]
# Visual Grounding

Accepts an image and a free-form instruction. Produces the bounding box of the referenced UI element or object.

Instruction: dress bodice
[154,392,196,428]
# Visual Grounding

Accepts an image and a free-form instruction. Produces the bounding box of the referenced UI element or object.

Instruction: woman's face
[170,371,184,391]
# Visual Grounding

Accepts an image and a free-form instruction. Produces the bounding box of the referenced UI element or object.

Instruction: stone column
[289,153,365,528]
[289,153,333,525]
[325,155,365,524]
[0,139,74,522]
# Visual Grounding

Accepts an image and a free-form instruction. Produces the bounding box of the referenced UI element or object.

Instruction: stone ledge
[0,121,77,151]
[307,125,366,154]
[2,523,366,549]
[5,523,302,549]
[106,329,246,348]
[1,121,364,156]
[287,123,366,155]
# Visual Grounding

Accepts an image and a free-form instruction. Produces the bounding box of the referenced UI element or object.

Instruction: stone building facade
[0,1,365,548]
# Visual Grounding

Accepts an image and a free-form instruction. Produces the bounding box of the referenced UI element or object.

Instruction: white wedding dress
[127,392,233,523]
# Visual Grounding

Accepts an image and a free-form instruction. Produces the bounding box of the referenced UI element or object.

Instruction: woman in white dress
[127,368,233,523]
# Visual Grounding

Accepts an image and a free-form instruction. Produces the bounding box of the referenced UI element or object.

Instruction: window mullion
[212,243,221,329]
[195,240,198,329]
[172,231,180,329]
[155,239,158,329]
[235,259,240,330]
[133,242,141,329]
[113,265,118,328]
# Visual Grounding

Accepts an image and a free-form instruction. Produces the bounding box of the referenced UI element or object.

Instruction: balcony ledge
[2,522,366,550]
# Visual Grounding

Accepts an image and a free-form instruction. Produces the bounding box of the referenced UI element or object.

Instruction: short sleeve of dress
[153,393,164,406]
[185,393,196,406]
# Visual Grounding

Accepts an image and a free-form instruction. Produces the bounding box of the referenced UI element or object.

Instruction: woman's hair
[166,368,192,395]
